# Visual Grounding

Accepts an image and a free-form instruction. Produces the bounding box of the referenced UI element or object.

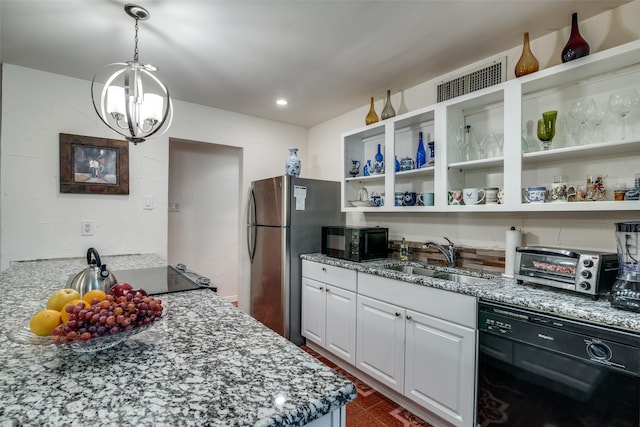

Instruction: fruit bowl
[8,302,166,353]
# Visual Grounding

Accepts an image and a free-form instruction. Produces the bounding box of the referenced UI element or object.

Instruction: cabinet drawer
[358,272,476,328]
[302,260,357,292]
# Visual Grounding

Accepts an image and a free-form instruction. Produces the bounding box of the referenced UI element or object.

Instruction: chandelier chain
[133,18,139,62]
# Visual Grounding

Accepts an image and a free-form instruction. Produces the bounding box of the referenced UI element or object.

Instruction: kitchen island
[0,254,356,426]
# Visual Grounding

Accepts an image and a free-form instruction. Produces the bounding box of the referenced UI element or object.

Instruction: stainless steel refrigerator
[247,175,342,345]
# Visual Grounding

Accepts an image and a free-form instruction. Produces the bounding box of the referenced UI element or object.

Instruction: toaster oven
[515,246,618,299]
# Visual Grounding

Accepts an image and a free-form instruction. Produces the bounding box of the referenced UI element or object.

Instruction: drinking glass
[586,106,609,143]
[537,111,557,150]
[609,89,640,140]
[569,98,595,144]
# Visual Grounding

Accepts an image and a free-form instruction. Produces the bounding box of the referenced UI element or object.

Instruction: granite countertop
[1,254,355,426]
[301,253,640,333]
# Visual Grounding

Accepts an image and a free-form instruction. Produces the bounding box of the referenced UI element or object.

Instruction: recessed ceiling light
[276,99,288,106]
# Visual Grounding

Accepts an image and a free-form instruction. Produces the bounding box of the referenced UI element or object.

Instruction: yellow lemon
[29,309,62,336]
[82,289,106,305]
[60,299,90,323]
[46,289,81,311]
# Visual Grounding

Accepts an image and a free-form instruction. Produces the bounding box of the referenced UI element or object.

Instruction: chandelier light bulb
[91,3,172,145]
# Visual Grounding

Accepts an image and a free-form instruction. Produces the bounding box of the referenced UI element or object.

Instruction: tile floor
[301,345,434,427]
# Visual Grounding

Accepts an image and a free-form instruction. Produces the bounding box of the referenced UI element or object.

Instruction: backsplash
[388,239,505,275]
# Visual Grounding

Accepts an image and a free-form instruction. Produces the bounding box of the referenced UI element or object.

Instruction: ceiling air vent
[436,57,506,103]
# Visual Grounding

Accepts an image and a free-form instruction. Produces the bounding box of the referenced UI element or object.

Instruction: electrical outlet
[81,220,94,236]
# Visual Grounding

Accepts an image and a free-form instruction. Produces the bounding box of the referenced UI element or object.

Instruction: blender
[611,221,640,312]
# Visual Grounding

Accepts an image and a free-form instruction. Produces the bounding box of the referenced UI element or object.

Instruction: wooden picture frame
[59,133,129,194]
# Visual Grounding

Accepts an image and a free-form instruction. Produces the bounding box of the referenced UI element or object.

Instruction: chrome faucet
[423,237,455,267]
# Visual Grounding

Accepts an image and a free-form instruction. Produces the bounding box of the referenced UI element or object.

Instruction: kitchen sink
[386,265,438,277]
[433,272,491,285]
[387,265,491,285]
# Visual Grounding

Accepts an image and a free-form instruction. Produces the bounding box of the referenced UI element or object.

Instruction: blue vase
[285,148,301,177]
[364,160,371,176]
[395,156,400,172]
[416,132,427,168]
[375,144,383,162]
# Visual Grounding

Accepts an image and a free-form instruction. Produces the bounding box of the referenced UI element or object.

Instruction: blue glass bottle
[416,132,427,169]
[395,155,400,172]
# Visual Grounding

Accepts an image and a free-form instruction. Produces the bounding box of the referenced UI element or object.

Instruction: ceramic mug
[400,157,414,171]
[394,192,404,206]
[550,182,577,202]
[448,190,463,205]
[523,186,547,203]
[462,188,486,205]
[417,192,434,206]
[403,192,417,206]
[485,187,499,204]
[369,192,382,207]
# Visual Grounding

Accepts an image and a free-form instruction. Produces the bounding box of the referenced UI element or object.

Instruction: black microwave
[321,226,388,262]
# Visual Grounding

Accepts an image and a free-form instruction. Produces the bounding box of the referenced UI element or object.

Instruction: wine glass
[569,98,595,145]
[609,89,640,140]
[586,105,609,143]
[537,111,557,151]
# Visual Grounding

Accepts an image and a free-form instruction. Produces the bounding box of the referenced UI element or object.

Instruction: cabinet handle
[326,288,330,293]
[395,312,401,317]
[406,315,412,320]
[322,267,327,272]
[319,286,324,291]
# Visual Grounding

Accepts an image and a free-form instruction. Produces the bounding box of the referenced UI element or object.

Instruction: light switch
[144,195,153,210]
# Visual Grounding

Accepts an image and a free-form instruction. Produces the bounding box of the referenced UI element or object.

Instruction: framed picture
[59,133,129,194]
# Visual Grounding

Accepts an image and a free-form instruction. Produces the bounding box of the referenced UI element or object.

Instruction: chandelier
[91,3,173,145]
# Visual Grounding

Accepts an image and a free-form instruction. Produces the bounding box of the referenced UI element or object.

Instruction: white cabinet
[356,295,405,393]
[404,309,475,427]
[301,261,357,365]
[341,39,640,212]
[357,273,477,427]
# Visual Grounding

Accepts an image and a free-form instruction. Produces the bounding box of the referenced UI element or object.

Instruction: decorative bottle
[363,160,370,176]
[399,238,408,262]
[372,143,384,174]
[416,132,427,168]
[285,148,301,177]
[427,133,435,165]
[561,12,590,63]
[381,90,396,120]
[365,97,379,125]
[395,155,400,172]
[515,32,539,77]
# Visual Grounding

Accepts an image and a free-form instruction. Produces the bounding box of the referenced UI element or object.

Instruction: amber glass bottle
[365,97,379,125]
[515,32,539,77]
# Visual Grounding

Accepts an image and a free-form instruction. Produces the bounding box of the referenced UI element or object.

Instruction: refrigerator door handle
[247,188,257,262]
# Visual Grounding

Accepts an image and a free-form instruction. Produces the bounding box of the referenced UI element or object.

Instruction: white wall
[307,2,640,253]
[168,139,241,299]
[1,64,308,312]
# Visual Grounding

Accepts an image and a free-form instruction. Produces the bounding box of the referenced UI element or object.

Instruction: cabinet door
[325,285,357,365]
[356,295,405,393]
[301,277,326,346]
[404,309,476,427]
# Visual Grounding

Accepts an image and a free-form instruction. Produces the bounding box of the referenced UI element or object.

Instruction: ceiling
[0,0,632,128]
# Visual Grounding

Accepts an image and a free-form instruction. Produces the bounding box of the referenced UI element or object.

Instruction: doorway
[168,138,242,301]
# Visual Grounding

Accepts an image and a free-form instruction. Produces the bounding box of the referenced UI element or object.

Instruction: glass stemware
[609,89,640,140]
[586,106,609,143]
[537,111,557,150]
[569,98,595,145]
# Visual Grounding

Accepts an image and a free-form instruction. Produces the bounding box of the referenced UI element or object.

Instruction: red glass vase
[561,12,590,63]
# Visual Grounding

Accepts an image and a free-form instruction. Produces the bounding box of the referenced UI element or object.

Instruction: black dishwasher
[476,301,640,427]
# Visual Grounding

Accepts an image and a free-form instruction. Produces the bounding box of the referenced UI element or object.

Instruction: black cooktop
[109,265,217,295]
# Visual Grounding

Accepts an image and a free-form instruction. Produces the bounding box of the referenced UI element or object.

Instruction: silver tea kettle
[69,248,118,296]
